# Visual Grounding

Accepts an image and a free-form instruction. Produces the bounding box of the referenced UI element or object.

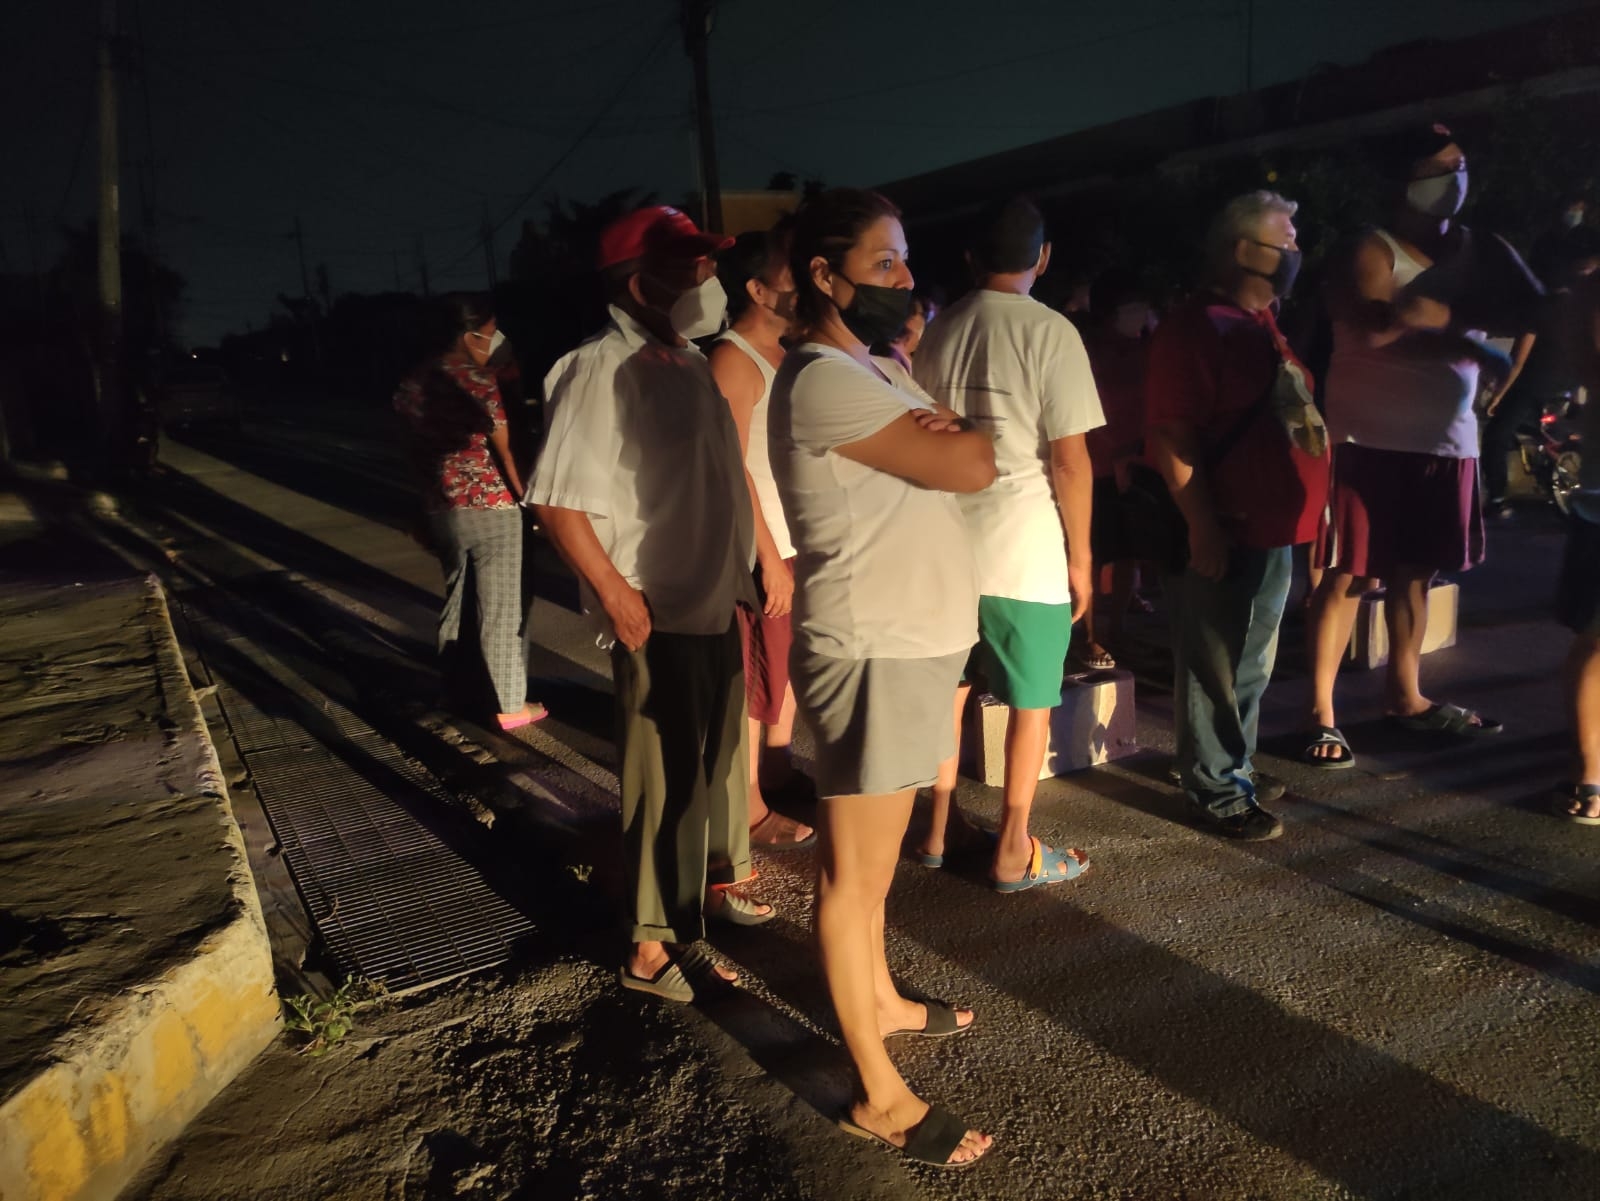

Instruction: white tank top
[1325,229,1481,459]
[717,329,795,559]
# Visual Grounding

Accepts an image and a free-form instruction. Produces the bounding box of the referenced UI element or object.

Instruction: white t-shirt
[715,329,794,559]
[1325,230,1482,459]
[529,305,757,639]
[770,344,977,660]
[913,289,1105,604]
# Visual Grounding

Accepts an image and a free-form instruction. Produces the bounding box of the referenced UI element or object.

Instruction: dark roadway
[63,392,1600,1200]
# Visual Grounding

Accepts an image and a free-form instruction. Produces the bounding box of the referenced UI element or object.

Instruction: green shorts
[967,595,1073,710]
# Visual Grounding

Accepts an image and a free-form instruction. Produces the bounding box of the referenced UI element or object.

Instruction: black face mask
[1245,241,1302,297]
[832,274,914,346]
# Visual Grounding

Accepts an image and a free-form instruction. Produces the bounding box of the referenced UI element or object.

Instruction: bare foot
[1560,790,1600,821]
[916,807,990,862]
[848,1094,991,1166]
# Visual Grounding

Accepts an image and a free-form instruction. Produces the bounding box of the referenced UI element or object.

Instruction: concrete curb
[0,577,280,1201]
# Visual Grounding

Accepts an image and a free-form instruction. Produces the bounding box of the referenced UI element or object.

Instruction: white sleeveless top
[718,329,795,558]
[1324,229,1481,459]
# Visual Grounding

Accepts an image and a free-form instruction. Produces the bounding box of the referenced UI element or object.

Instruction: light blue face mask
[1407,168,1468,218]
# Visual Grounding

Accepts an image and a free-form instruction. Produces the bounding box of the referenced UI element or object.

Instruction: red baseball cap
[597,206,733,270]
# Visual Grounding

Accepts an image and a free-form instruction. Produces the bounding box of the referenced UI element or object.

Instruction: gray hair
[1204,190,1298,282]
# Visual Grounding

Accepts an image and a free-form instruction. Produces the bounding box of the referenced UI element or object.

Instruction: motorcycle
[1517,392,1586,515]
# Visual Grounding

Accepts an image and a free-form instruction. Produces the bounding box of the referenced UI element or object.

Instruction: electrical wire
[722,8,1237,117]
[435,16,680,278]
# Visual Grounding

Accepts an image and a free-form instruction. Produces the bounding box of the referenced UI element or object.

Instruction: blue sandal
[991,837,1089,893]
[917,827,998,869]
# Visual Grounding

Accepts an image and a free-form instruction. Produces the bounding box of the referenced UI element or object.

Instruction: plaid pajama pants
[429,505,527,715]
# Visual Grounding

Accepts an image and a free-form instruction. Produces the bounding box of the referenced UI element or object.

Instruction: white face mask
[668,277,728,339]
[487,329,506,355]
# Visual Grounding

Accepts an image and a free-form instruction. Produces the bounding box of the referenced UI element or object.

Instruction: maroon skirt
[1321,444,1485,578]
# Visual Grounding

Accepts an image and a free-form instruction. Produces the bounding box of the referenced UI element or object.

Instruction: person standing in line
[1555,266,1600,825]
[771,188,995,1168]
[529,207,773,1004]
[708,227,817,853]
[1304,126,1539,767]
[1147,191,1330,840]
[393,292,546,732]
[1082,268,1156,665]
[912,196,1101,889]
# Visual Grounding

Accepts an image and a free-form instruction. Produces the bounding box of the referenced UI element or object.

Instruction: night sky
[3,0,1587,345]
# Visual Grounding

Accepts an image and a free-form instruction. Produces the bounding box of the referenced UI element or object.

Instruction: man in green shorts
[914,197,1104,890]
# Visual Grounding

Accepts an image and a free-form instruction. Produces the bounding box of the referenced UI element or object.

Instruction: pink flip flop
[497,702,549,732]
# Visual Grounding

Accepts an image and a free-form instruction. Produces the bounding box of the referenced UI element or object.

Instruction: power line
[725,8,1237,117]
[436,17,681,279]
[203,1,640,57]
[56,48,97,221]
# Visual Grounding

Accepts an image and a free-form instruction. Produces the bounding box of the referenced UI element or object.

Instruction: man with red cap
[529,206,771,1001]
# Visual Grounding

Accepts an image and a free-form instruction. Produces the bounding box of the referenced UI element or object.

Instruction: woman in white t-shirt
[769,188,996,1169]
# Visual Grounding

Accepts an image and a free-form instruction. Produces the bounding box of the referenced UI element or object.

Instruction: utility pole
[1241,0,1255,93]
[416,234,431,297]
[479,198,497,290]
[291,215,312,303]
[680,0,722,233]
[97,0,126,471]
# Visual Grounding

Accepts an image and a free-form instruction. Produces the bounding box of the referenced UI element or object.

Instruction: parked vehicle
[157,364,239,429]
[1518,393,1586,515]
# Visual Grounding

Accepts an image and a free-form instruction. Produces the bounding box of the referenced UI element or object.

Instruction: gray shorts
[791,648,968,798]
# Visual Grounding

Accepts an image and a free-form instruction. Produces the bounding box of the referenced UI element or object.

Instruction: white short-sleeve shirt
[770,344,978,660]
[914,289,1105,604]
[529,305,756,638]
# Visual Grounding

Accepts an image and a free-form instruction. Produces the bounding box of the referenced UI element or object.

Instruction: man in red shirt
[1146,191,1331,839]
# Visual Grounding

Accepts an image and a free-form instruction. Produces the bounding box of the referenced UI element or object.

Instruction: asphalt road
[106,395,1600,1200]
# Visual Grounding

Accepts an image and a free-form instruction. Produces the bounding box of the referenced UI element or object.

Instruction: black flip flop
[838,1105,989,1169]
[1302,725,1356,770]
[1389,703,1503,737]
[884,1001,973,1039]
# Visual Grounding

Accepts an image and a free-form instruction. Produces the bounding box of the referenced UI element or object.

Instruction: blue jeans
[1165,546,1293,819]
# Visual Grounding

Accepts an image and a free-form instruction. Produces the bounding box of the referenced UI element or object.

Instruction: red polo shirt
[1144,294,1329,549]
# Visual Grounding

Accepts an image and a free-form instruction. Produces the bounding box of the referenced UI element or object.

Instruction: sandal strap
[902,1106,973,1166]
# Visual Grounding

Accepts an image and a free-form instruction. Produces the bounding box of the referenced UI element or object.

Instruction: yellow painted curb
[0,579,280,1201]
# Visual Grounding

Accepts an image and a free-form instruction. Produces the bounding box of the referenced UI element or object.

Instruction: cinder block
[1347,580,1459,670]
[961,668,1138,785]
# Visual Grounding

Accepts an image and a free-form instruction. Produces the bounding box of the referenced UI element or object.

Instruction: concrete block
[961,668,1138,785]
[1346,580,1459,670]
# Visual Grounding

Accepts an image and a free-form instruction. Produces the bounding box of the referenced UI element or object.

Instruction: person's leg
[431,511,469,657]
[466,507,529,717]
[1234,546,1293,776]
[1107,559,1138,642]
[918,682,974,861]
[1482,388,1542,508]
[991,707,1052,883]
[868,900,973,1036]
[1306,569,1374,752]
[1169,554,1264,825]
[614,633,728,983]
[704,621,774,917]
[1567,635,1600,814]
[816,790,990,1164]
[1383,568,1436,718]
[761,685,801,782]
[740,606,812,846]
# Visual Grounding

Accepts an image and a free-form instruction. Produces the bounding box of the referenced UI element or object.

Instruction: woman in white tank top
[707,229,816,854]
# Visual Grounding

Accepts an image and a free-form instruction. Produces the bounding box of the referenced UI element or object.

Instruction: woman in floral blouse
[394,293,544,730]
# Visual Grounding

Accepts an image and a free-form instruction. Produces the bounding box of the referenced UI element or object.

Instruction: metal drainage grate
[185,601,534,993]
